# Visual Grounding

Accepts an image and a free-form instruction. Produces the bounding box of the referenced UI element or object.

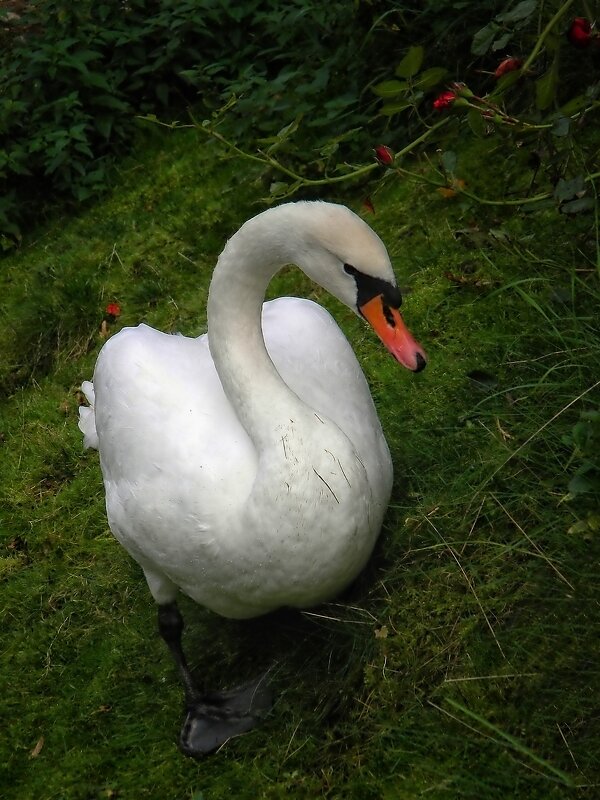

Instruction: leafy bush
[0,0,362,246]
[189,0,599,215]
[0,0,504,249]
[0,0,206,246]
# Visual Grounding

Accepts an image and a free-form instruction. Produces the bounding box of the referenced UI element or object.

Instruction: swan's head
[292,202,427,373]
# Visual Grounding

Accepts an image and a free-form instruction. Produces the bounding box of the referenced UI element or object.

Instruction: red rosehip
[567,17,592,48]
[105,302,121,317]
[374,145,394,166]
[432,90,457,111]
[494,57,523,79]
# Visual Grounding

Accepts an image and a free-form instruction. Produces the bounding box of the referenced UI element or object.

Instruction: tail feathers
[78,380,99,450]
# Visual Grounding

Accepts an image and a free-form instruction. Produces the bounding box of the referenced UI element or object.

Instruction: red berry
[567,17,592,48]
[494,57,523,79]
[105,302,121,317]
[374,145,394,166]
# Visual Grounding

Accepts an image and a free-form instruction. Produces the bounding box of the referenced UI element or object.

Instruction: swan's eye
[384,284,402,308]
[344,264,358,276]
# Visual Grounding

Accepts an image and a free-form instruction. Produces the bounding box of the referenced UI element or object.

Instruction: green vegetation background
[1,1,599,798]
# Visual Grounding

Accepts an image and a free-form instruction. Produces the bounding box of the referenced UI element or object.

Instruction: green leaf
[269,181,288,196]
[551,117,570,137]
[535,60,558,111]
[319,142,339,158]
[560,196,594,215]
[380,98,414,116]
[497,0,537,24]
[554,175,585,202]
[81,71,112,91]
[0,219,21,239]
[74,142,94,158]
[412,67,447,91]
[467,108,487,137]
[178,69,201,85]
[275,117,302,141]
[95,116,113,139]
[472,23,499,56]
[45,150,67,175]
[492,32,512,51]
[441,151,457,174]
[395,46,424,79]
[72,48,103,63]
[559,95,589,116]
[92,94,130,112]
[568,474,594,495]
[372,80,408,98]
[568,519,592,535]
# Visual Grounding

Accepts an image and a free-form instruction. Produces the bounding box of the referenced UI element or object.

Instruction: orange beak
[359,294,427,372]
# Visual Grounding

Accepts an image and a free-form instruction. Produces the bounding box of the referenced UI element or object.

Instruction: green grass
[1,125,599,799]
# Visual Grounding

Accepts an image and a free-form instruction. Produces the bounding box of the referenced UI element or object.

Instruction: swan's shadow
[174,559,384,750]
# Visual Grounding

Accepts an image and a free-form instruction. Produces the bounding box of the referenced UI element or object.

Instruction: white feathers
[78,380,98,450]
[81,202,395,618]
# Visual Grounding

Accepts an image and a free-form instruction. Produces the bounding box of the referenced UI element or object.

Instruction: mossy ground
[1,124,599,799]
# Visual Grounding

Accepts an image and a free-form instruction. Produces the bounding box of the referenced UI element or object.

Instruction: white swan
[79,200,426,755]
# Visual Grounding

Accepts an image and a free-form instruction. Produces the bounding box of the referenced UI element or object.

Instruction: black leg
[156,601,273,757]
[157,602,201,705]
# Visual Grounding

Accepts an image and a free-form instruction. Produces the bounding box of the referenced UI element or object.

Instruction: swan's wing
[262,297,392,494]
[90,324,257,558]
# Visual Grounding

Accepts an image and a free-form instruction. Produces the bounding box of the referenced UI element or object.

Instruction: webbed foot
[157,602,273,755]
[179,673,273,756]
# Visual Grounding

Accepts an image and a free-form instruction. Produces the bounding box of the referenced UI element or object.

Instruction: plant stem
[395,166,552,206]
[521,0,576,73]
[190,116,451,191]
[396,166,600,207]
[393,117,451,159]
[197,123,379,185]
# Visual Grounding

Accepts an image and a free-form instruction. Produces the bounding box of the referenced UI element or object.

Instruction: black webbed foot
[179,673,273,756]
[157,602,273,756]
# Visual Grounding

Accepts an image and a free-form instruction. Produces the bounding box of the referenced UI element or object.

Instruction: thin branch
[521,0,577,73]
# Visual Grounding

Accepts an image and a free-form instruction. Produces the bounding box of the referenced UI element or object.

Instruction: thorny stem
[520,0,577,73]
[188,116,451,190]
[396,166,600,207]
[464,96,554,130]
[392,117,451,159]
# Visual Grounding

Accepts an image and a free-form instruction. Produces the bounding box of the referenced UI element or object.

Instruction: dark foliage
[0,0,503,248]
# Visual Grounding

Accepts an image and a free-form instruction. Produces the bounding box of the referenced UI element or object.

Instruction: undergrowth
[0,116,598,798]
[0,0,504,247]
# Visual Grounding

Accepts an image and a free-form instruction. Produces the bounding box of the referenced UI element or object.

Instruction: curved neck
[207,209,308,449]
